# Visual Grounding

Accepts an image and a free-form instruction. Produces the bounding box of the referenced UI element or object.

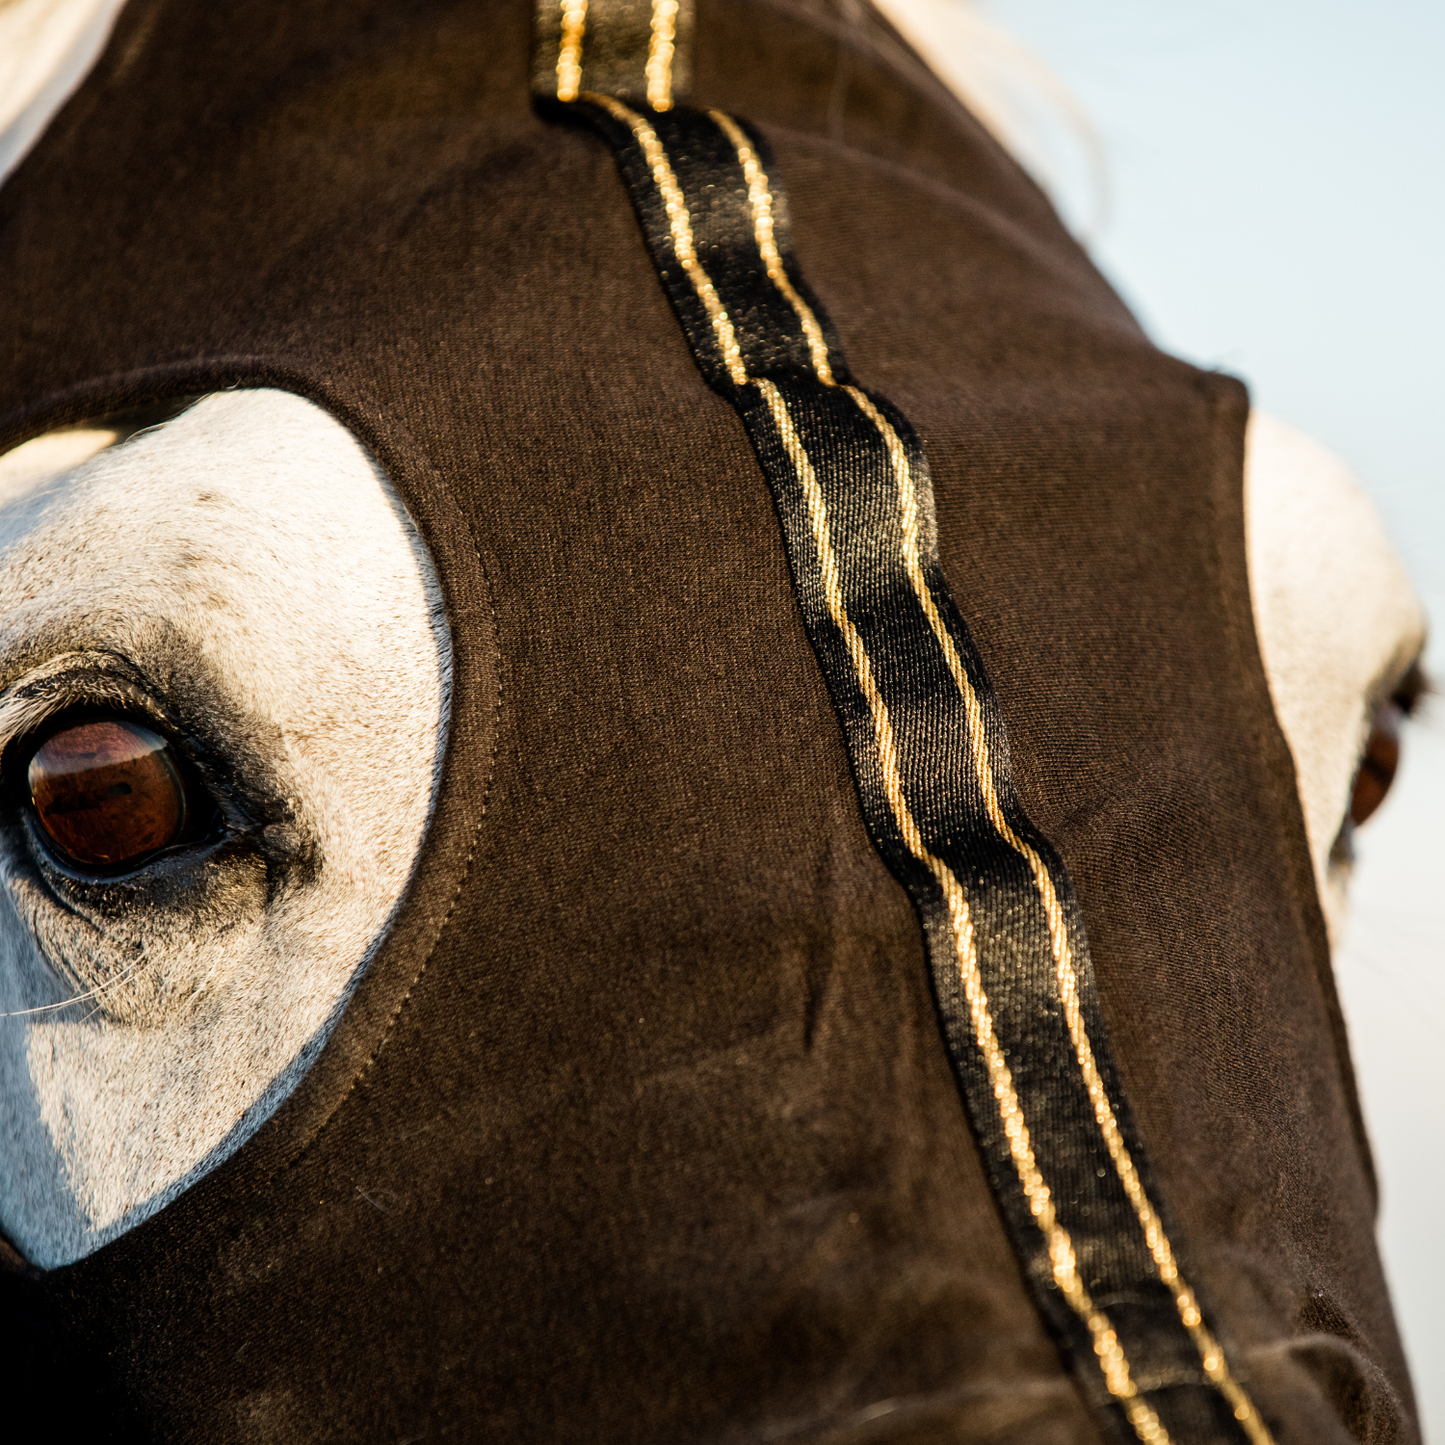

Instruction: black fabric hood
[0,1,1414,1440]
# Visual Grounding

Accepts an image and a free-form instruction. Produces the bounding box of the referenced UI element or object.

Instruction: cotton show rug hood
[0,0,1415,1441]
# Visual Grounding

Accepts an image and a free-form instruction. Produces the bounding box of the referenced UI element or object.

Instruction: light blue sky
[988,0,1445,577]
[982,1,1445,1431]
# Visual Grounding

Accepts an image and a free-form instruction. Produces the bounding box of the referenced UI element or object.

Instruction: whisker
[0,953,152,1019]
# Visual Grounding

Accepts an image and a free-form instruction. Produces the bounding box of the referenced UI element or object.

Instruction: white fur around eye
[0,389,451,1268]
[0,427,117,494]
[1245,411,1425,946]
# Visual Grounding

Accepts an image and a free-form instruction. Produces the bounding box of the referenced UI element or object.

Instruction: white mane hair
[874,0,1107,234]
[0,0,1425,1273]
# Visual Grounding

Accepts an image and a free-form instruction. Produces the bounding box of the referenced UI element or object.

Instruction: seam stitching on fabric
[291,510,501,1162]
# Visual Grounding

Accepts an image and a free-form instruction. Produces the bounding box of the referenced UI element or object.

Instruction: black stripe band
[542,88,1274,1445]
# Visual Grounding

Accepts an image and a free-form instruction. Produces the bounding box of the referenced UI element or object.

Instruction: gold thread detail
[709,110,834,384]
[756,376,1168,1445]
[556,0,588,102]
[843,384,1276,1445]
[586,94,747,385]
[645,0,680,111]
[572,100,1253,1442]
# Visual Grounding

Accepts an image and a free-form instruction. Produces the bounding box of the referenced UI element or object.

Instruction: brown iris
[27,718,187,870]
[1350,706,1401,827]
[1349,663,1426,828]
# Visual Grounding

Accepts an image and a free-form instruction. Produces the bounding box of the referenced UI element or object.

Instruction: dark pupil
[27,719,186,869]
[1349,702,1402,828]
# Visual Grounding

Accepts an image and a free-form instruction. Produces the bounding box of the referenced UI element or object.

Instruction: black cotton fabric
[0,1,1417,1441]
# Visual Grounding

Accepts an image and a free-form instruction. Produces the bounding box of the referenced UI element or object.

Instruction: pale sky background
[976,0,1444,1431]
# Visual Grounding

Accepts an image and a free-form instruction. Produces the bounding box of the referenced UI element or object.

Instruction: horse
[0,1,1426,1440]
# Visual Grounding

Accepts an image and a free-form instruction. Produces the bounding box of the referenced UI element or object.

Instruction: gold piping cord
[556,0,588,102]
[589,96,746,383]
[708,110,834,384]
[646,0,680,111]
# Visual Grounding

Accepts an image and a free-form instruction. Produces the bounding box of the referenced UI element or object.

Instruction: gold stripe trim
[843,384,1276,1445]
[646,0,680,111]
[587,95,747,385]
[709,110,835,384]
[556,0,588,103]
[593,106,1256,1440]
[710,96,1267,1427]
[606,104,1166,1437]
[756,374,1168,1445]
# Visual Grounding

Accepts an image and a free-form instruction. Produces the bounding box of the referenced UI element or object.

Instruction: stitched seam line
[293,508,501,1160]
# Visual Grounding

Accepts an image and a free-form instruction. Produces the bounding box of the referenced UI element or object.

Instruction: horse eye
[1349,661,1427,830]
[26,718,188,871]
[1349,704,1401,828]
